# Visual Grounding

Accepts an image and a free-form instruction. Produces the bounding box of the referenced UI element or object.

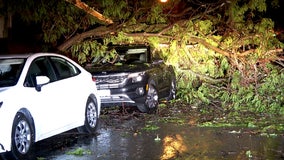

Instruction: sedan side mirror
[35,76,50,92]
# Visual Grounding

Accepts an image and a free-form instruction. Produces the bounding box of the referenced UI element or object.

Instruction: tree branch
[57,26,115,51]
[65,0,113,25]
[180,68,227,84]
[126,32,232,57]
[189,37,231,57]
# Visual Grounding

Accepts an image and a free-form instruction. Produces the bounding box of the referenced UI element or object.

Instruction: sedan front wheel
[11,113,35,159]
[78,97,99,134]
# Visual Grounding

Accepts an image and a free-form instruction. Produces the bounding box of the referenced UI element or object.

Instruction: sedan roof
[0,53,33,59]
[0,53,67,59]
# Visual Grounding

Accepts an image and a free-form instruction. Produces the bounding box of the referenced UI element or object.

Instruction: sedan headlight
[128,72,145,83]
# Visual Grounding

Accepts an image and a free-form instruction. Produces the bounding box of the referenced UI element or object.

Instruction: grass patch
[66,148,92,156]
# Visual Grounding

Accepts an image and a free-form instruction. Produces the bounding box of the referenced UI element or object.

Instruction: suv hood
[85,63,151,75]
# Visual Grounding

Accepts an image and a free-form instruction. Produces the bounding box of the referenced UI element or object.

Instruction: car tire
[137,84,158,114]
[78,97,99,134]
[11,113,35,160]
[167,77,176,101]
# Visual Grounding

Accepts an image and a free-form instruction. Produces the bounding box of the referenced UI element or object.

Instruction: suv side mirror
[152,58,164,65]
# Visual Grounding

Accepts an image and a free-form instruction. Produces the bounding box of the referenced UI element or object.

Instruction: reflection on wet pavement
[38,120,284,160]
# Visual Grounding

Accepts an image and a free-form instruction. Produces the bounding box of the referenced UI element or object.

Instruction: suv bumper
[100,93,135,104]
[98,84,147,106]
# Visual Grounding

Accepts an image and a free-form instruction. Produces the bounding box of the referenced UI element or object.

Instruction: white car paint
[0,53,101,155]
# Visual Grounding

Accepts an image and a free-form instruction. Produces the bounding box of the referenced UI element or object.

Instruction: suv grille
[95,73,128,89]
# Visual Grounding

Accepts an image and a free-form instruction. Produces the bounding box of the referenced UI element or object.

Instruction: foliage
[142,123,160,131]
[2,0,98,46]
[66,147,91,156]
[71,40,107,64]
[99,0,130,20]
[67,0,284,119]
[1,0,283,126]
[192,63,284,116]
[104,32,135,45]
[146,5,167,24]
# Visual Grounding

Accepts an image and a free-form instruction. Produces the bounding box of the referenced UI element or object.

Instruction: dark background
[0,1,283,54]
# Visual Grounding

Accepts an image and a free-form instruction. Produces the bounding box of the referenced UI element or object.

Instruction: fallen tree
[2,0,284,116]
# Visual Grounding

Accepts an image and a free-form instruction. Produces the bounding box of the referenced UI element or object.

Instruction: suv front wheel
[137,84,158,113]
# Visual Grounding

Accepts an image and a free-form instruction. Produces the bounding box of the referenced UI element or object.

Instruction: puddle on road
[30,120,284,160]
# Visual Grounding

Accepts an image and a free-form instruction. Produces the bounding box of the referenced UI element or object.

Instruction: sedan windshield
[0,58,25,87]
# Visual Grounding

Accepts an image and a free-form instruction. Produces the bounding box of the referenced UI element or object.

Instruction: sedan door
[23,56,65,140]
[48,56,86,128]
[24,56,86,141]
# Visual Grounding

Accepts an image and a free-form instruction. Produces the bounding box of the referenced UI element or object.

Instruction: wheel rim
[146,85,158,109]
[14,120,31,154]
[170,80,176,99]
[87,102,97,128]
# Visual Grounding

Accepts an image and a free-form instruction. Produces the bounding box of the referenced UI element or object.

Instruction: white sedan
[0,53,101,159]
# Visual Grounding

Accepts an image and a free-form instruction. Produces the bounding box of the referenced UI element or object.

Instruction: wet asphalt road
[1,108,284,160]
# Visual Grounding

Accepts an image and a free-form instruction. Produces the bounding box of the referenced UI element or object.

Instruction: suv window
[92,47,149,65]
[50,56,80,80]
[125,48,147,63]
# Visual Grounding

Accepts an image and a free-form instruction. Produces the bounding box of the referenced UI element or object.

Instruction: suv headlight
[128,72,145,83]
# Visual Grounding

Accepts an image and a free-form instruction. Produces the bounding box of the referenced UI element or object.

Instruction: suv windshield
[0,58,25,87]
[92,47,148,65]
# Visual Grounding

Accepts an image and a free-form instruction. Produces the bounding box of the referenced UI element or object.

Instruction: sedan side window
[24,57,56,87]
[50,57,80,80]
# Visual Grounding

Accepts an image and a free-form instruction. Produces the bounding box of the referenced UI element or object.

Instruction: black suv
[85,44,176,113]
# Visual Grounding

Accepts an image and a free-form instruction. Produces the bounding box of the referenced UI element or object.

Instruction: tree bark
[57,26,116,51]
[65,0,113,24]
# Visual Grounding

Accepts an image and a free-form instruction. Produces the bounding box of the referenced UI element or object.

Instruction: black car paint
[85,45,175,111]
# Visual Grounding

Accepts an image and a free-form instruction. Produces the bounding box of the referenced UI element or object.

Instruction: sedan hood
[85,63,151,75]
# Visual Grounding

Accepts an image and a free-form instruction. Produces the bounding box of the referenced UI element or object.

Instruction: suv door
[151,51,171,98]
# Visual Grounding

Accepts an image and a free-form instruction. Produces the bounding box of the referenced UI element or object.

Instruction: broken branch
[66,0,113,25]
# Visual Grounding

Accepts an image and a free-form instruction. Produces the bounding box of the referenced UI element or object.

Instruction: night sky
[267,0,284,29]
